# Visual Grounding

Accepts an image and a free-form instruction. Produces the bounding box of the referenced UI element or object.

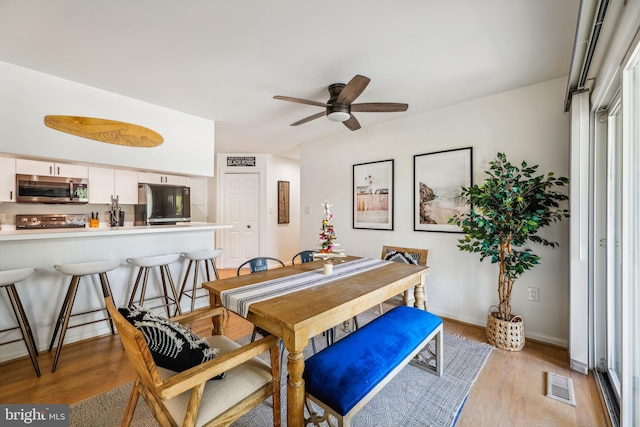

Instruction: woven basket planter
[486,308,525,351]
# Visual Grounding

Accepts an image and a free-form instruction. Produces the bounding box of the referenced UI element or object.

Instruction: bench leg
[435,326,443,376]
[305,395,342,427]
[305,399,325,426]
[410,325,443,376]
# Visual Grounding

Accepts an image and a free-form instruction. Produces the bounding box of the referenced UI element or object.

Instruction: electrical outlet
[0,213,6,222]
[527,287,539,302]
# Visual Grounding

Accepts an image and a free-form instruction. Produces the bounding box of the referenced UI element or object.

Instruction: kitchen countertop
[0,222,233,241]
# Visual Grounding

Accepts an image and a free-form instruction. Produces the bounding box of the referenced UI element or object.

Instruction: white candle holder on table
[313,250,346,275]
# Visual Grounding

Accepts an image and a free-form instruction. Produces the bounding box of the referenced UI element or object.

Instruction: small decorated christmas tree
[319,200,337,253]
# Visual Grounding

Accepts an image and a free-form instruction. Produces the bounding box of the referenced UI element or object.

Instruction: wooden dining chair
[104,297,281,427]
[379,245,429,313]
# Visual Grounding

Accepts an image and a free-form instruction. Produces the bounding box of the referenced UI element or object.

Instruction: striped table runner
[221,257,390,318]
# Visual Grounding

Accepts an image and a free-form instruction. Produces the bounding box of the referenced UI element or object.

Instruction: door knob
[247,225,251,229]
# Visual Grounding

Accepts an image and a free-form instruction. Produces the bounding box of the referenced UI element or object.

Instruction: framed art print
[414,147,472,232]
[277,180,290,224]
[353,159,394,230]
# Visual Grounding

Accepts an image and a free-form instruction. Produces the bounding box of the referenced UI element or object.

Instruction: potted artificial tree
[448,152,569,351]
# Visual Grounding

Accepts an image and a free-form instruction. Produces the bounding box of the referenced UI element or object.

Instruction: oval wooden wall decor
[44,115,164,147]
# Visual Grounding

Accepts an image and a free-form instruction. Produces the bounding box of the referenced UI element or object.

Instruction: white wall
[300,77,571,346]
[266,155,301,263]
[0,61,215,176]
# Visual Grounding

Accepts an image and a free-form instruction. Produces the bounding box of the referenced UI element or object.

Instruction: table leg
[287,349,306,427]
[210,294,224,336]
[414,273,427,311]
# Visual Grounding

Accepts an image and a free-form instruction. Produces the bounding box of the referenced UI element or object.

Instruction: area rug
[70,313,492,427]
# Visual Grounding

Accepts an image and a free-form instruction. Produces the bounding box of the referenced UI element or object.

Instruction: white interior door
[223,173,260,268]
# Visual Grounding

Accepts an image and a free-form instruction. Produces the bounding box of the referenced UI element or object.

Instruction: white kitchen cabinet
[88,166,114,204]
[187,177,207,221]
[89,167,139,205]
[0,157,16,202]
[114,170,139,204]
[138,172,186,186]
[186,177,206,206]
[16,159,88,178]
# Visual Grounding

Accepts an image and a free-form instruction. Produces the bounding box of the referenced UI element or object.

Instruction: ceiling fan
[274,75,408,131]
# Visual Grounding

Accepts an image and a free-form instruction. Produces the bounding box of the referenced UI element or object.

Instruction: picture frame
[413,147,472,233]
[353,159,394,230]
[277,180,290,224]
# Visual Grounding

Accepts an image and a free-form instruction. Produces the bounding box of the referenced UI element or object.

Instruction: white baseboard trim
[570,359,589,374]
[429,308,569,349]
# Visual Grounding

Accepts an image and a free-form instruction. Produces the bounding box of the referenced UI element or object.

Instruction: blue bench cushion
[303,306,442,415]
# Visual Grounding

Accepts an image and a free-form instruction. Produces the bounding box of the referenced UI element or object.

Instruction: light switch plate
[0,213,6,222]
[527,287,539,302]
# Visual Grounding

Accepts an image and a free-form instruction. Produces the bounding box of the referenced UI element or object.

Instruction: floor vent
[546,372,576,406]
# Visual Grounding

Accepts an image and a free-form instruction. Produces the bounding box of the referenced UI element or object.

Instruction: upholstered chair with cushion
[105,297,281,427]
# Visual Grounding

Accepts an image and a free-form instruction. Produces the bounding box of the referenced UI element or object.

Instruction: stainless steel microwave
[134,183,191,225]
[15,174,89,204]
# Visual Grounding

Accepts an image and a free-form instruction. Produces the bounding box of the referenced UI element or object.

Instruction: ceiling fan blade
[343,115,361,131]
[336,75,370,104]
[351,103,409,113]
[291,111,326,126]
[274,95,327,108]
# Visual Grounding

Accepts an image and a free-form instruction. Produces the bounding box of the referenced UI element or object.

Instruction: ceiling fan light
[327,111,350,122]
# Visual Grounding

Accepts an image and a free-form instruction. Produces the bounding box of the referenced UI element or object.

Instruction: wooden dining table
[203,255,430,427]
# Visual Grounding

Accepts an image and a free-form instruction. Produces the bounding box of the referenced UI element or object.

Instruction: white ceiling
[0,1,579,159]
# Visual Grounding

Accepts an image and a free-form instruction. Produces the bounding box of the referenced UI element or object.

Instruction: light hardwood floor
[0,269,609,426]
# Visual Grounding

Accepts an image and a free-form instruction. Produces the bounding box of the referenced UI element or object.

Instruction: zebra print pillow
[383,250,421,265]
[118,305,222,374]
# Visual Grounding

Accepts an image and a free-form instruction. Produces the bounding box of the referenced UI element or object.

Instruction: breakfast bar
[0,222,231,364]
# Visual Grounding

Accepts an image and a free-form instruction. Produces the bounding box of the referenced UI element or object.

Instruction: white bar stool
[126,254,182,317]
[49,259,121,372]
[177,248,223,312]
[0,267,40,377]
